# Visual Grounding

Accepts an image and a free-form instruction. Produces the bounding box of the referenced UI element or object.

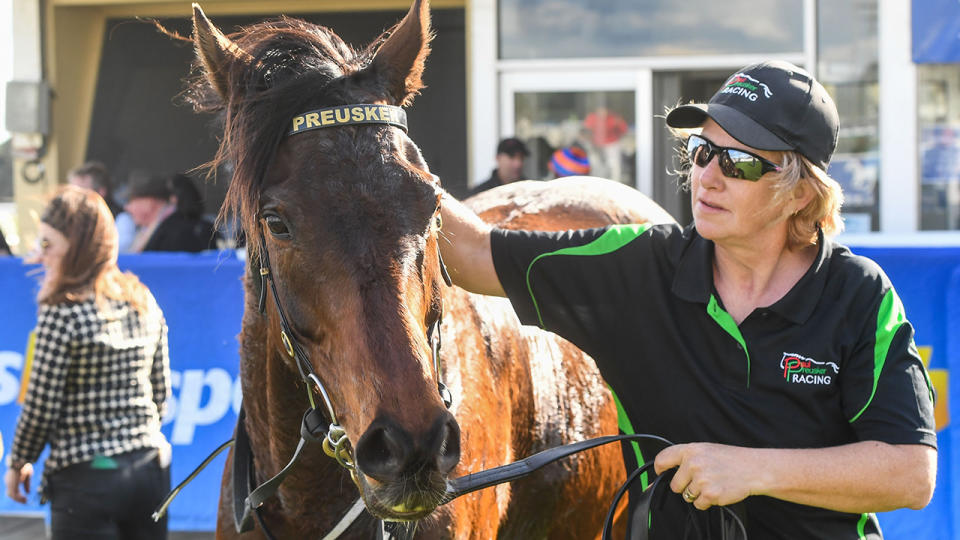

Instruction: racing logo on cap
[720,73,774,102]
[781,352,838,385]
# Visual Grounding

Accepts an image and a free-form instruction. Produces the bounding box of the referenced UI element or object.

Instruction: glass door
[500,70,651,192]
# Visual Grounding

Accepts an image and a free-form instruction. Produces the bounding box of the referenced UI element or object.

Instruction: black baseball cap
[496,137,530,157]
[666,60,839,170]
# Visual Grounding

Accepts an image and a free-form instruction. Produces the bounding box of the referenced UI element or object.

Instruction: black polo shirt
[491,222,936,540]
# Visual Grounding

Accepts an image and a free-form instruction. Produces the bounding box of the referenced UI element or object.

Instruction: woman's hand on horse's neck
[439,193,505,297]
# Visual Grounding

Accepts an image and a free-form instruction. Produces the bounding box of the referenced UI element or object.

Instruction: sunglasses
[686,134,781,181]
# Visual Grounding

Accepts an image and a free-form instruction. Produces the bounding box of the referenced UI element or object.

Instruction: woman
[438,61,936,538]
[4,186,171,539]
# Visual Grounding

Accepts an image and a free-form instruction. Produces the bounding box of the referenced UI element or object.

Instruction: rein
[444,433,747,540]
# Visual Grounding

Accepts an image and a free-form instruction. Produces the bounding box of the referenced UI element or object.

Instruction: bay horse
[188,1,676,538]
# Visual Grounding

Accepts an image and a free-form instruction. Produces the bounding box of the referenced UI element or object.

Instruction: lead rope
[443,433,747,540]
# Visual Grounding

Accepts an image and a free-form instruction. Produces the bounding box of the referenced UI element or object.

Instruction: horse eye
[264,215,291,238]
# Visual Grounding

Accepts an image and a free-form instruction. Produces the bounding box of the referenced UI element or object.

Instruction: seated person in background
[468,137,530,196]
[168,173,221,251]
[125,172,214,253]
[67,161,136,253]
[548,146,591,178]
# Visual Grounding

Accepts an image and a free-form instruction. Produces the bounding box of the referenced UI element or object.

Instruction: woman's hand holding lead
[654,443,762,511]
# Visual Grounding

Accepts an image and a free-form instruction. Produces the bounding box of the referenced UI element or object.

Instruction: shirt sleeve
[9,305,75,465]
[151,316,171,420]
[491,224,655,353]
[842,281,937,449]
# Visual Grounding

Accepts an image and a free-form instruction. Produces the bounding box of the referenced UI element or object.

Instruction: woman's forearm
[657,440,936,513]
[439,193,504,296]
[752,441,936,512]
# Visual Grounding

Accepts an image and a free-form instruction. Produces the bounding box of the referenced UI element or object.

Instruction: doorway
[85,9,468,215]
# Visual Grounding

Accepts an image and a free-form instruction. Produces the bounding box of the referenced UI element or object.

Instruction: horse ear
[192,3,251,100]
[368,0,433,106]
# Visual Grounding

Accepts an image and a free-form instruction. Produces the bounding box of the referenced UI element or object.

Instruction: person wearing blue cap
[549,146,591,178]
[434,60,935,538]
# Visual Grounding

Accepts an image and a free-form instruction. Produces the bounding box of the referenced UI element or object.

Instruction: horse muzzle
[352,410,461,521]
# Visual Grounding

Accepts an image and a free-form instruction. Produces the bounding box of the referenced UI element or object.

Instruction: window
[818,0,879,233]
[514,90,636,184]
[498,0,803,60]
[919,65,960,230]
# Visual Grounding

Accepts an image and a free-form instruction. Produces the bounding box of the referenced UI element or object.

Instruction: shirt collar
[671,224,714,304]
[671,226,832,325]
[766,228,831,324]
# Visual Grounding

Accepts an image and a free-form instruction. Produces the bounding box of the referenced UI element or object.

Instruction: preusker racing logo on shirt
[780,352,838,385]
[720,73,774,102]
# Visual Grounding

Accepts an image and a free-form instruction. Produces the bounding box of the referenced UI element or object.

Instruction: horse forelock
[191,16,381,254]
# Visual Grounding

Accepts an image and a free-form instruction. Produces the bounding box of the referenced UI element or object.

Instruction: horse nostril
[355,424,410,483]
[434,414,461,475]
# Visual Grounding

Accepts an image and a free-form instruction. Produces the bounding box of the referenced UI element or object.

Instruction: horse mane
[186,16,400,253]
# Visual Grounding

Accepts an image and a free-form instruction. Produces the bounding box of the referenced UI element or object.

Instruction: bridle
[255,229,353,469]
[237,103,454,538]
[227,213,453,538]
[252,208,454,463]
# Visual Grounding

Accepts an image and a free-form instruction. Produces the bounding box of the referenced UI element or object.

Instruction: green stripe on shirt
[525,224,652,328]
[850,289,905,423]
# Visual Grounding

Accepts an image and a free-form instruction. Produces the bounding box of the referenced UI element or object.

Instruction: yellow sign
[918,345,949,430]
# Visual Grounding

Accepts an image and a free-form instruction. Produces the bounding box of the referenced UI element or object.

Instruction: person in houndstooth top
[4,186,171,539]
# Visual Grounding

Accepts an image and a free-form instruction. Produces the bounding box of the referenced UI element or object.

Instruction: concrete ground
[0,516,215,539]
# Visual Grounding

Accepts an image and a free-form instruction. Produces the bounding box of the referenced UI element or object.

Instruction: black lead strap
[444,433,747,540]
[445,434,671,498]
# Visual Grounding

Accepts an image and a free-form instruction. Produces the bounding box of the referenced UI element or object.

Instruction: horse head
[191,0,460,521]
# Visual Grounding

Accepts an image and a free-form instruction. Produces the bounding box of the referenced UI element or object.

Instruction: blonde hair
[38,186,150,312]
[767,152,844,250]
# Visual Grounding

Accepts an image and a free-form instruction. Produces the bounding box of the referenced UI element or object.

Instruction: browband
[289,104,408,135]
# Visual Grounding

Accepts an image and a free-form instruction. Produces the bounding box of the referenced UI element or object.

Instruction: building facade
[3,0,959,249]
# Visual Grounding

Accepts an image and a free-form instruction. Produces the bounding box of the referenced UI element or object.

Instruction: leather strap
[446,433,747,540]
[234,407,330,533]
[445,434,671,499]
[232,406,256,533]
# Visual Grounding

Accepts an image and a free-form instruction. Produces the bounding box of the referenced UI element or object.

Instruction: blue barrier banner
[847,245,958,539]
[1,246,958,534]
[913,0,960,63]
[0,253,244,531]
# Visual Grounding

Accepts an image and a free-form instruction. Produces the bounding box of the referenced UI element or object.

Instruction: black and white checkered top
[9,295,170,495]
